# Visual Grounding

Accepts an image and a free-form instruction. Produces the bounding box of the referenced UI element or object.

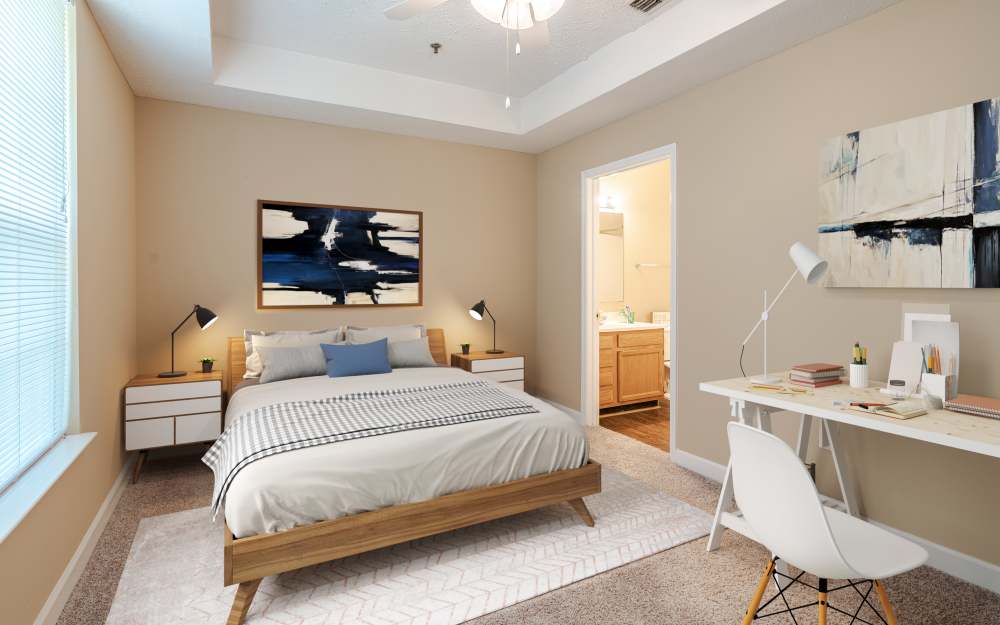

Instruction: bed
[217,329,601,625]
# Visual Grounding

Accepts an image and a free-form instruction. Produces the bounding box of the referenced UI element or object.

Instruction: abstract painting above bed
[818,98,1000,288]
[258,200,422,307]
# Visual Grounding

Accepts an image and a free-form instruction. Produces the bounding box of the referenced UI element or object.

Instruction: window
[0,0,73,492]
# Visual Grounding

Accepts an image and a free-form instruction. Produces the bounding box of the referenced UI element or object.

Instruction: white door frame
[580,144,677,454]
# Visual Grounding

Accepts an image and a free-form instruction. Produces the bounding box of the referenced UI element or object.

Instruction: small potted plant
[199,356,215,373]
[461,343,471,355]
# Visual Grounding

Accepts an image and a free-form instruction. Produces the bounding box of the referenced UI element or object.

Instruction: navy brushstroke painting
[259,202,421,306]
[818,98,1000,288]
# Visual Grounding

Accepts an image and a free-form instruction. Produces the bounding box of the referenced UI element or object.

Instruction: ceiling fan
[384,0,564,49]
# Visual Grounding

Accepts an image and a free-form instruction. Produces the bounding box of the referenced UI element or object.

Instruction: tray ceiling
[89,0,900,152]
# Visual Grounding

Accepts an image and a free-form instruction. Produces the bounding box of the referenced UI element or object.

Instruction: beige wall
[134,100,537,386]
[596,160,671,321]
[0,2,137,624]
[536,0,1000,564]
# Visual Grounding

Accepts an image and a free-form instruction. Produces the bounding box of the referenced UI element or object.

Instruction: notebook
[945,395,1000,419]
[793,363,843,373]
[850,400,927,420]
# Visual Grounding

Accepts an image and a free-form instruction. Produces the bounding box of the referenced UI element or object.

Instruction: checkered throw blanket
[202,380,539,516]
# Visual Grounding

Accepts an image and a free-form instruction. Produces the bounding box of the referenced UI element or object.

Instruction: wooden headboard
[226,328,448,393]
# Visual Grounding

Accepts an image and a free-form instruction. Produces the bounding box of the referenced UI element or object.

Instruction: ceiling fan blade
[384,0,449,20]
[519,19,550,49]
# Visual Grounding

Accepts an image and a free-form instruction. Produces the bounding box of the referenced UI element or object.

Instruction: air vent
[629,0,663,13]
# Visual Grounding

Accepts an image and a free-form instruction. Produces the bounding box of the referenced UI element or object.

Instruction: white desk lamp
[740,242,828,384]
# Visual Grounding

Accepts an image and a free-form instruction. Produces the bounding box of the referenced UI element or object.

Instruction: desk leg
[822,419,862,517]
[707,399,745,551]
[795,414,812,462]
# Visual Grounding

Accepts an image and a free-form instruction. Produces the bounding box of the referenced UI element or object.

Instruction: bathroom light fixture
[598,194,623,213]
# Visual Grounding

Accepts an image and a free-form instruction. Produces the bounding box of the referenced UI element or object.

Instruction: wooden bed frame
[221,330,601,625]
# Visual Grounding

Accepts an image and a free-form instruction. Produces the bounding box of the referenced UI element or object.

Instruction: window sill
[0,432,95,542]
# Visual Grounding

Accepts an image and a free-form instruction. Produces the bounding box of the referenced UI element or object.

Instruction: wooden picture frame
[221,332,600,624]
[257,199,423,309]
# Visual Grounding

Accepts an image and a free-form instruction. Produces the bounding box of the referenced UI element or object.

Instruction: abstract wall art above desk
[818,98,1000,288]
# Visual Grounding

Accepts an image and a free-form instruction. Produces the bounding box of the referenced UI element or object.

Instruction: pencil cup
[849,364,869,389]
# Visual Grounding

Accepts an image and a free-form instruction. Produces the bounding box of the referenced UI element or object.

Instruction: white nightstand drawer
[125,417,173,450]
[500,380,525,391]
[176,412,221,444]
[125,396,221,421]
[477,369,524,383]
[470,357,524,373]
[125,380,221,404]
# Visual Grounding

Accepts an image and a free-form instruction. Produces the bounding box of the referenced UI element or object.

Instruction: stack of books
[789,363,844,388]
[945,395,1000,420]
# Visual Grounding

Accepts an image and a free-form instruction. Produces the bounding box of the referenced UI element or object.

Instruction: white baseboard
[32,455,133,625]
[671,448,1000,595]
[538,397,584,425]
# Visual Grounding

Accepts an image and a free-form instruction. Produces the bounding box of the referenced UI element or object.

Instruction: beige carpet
[56,427,1000,625]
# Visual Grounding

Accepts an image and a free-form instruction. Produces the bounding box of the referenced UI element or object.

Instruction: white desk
[699,375,1000,553]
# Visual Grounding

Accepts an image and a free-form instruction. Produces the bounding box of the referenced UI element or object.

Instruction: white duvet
[223,367,588,537]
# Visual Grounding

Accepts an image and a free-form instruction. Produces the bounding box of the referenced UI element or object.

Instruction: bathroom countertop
[599,322,668,332]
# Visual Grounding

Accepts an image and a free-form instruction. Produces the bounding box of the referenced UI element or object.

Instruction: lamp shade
[195,305,218,330]
[788,242,827,284]
[468,300,486,321]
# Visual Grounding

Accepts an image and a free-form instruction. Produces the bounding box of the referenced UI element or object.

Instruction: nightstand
[450,351,525,391]
[124,371,224,482]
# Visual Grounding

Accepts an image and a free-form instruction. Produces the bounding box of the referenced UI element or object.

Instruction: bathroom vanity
[599,324,665,411]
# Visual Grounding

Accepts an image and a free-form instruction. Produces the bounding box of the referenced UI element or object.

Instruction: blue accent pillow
[321,339,392,377]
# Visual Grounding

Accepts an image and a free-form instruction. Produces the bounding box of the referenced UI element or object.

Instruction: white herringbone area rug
[105,468,711,625]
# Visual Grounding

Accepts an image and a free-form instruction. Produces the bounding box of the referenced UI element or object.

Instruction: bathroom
[595,159,671,450]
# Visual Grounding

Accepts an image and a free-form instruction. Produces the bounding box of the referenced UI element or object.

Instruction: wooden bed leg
[568,498,595,527]
[227,578,261,625]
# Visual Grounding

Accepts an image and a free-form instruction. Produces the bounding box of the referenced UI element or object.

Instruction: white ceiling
[212,0,658,97]
[89,0,901,153]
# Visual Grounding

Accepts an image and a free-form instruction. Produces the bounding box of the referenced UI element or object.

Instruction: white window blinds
[0,0,72,491]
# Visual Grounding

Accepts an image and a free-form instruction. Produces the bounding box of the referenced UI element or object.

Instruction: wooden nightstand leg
[131,450,147,484]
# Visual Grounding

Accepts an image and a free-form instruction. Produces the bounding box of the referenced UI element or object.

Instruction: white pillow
[243,327,343,358]
[245,330,341,378]
[387,337,437,368]
[346,324,424,345]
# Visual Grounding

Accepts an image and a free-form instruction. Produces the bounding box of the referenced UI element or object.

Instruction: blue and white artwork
[818,98,1000,287]
[259,201,422,307]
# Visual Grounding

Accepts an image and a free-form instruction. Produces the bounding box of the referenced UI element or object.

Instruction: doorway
[580,145,676,454]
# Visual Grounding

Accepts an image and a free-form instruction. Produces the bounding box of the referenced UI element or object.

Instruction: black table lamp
[468,299,503,354]
[159,304,219,378]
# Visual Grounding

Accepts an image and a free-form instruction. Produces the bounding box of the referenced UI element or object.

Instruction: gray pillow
[386,336,437,368]
[255,345,327,384]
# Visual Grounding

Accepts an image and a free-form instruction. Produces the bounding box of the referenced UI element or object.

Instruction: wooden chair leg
[874,580,899,625]
[741,558,775,625]
[818,578,828,625]
[227,578,261,625]
[568,498,595,527]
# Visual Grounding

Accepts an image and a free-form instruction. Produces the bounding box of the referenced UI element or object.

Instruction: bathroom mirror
[597,212,624,303]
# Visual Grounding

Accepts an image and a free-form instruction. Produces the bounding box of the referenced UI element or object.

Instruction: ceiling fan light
[528,0,564,21]
[471,0,534,30]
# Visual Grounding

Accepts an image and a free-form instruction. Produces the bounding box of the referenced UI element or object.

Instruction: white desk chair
[727,422,927,625]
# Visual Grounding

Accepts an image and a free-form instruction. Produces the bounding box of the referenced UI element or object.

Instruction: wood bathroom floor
[600,400,669,451]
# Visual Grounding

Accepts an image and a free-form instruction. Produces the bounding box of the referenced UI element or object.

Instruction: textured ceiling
[211,0,665,96]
